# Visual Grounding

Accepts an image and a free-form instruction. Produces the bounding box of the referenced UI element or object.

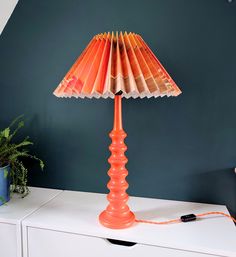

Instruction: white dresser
[21,190,236,257]
[0,187,62,257]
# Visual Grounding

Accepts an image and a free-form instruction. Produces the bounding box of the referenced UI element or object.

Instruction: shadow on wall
[186,169,236,217]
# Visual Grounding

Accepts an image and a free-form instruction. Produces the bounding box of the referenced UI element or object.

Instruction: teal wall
[0,0,236,216]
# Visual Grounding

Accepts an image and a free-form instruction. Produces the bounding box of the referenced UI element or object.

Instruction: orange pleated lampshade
[53,32,181,99]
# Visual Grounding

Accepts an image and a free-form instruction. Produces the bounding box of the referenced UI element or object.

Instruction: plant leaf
[2,128,10,138]
[39,160,44,170]
[0,141,32,157]
[8,120,25,141]
[27,155,44,170]
[3,168,8,178]
[0,196,6,204]
[9,114,24,128]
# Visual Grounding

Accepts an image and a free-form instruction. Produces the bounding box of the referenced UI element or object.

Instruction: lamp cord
[135,211,236,225]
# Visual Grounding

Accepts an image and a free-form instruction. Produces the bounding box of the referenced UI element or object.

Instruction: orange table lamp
[53,32,181,229]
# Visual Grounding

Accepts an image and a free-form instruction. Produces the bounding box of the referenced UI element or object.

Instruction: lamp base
[99,94,135,229]
[99,210,135,229]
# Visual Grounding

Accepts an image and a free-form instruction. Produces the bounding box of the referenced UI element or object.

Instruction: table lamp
[53,32,181,229]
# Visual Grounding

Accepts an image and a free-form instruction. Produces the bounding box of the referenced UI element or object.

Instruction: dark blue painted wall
[0,0,235,215]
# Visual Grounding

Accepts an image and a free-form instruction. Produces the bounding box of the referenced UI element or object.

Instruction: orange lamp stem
[99,94,135,229]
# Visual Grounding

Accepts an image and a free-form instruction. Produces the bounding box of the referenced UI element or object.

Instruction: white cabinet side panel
[0,223,17,257]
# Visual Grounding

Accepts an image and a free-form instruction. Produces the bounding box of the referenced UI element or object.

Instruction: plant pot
[0,164,10,206]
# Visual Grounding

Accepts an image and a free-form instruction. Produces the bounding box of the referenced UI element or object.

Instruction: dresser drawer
[0,223,17,257]
[26,227,215,257]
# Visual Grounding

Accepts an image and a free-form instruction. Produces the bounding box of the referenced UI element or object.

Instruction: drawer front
[0,223,17,257]
[27,227,215,257]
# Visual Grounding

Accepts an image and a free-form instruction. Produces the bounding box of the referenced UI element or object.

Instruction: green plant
[0,196,5,204]
[0,115,44,196]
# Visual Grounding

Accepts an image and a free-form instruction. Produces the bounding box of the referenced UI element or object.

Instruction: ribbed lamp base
[99,95,135,229]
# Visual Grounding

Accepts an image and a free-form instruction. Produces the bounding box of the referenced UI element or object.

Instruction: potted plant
[0,116,44,205]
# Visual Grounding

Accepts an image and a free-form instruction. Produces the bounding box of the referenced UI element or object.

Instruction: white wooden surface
[0,187,62,257]
[0,0,19,35]
[22,190,236,257]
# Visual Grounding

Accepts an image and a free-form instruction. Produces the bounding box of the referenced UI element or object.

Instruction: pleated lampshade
[53,31,182,229]
[53,32,181,99]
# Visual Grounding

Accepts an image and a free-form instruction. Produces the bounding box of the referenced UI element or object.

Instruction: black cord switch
[181,214,197,222]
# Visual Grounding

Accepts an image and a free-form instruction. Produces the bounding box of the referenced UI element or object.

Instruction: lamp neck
[113,95,123,130]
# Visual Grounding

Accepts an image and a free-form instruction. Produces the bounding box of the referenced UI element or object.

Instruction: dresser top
[0,187,62,224]
[22,189,236,256]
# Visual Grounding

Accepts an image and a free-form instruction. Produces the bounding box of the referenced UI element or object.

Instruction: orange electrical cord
[135,212,236,225]
[196,212,236,222]
[135,218,181,225]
